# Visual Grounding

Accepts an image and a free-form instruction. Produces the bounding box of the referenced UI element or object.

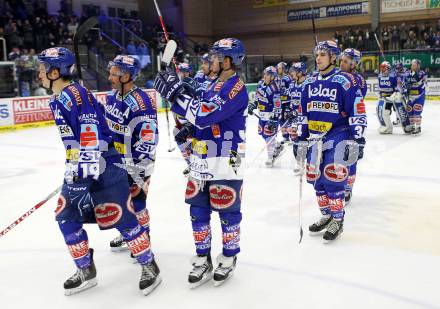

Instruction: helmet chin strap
[45,70,62,91]
[119,75,133,98]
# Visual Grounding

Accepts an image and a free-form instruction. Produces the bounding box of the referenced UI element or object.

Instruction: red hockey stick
[0,186,62,238]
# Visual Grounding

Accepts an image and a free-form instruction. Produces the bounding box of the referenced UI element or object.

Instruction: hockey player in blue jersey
[276,62,292,143]
[296,40,367,242]
[248,66,283,167]
[38,47,161,296]
[287,62,308,174]
[377,61,401,134]
[105,55,159,255]
[154,38,248,287]
[407,59,427,135]
[339,48,367,205]
[194,53,218,98]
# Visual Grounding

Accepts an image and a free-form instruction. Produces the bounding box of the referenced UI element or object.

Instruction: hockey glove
[154,70,185,102]
[123,158,154,187]
[356,137,366,160]
[174,122,194,144]
[181,77,199,97]
[294,141,308,163]
[266,120,277,135]
[283,109,297,123]
[67,178,94,213]
[343,140,360,164]
[248,101,257,115]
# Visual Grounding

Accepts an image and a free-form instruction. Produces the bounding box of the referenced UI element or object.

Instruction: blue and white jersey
[104,87,158,174]
[194,70,217,99]
[298,68,367,141]
[408,70,427,98]
[378,72,399,98]
[255,79,281,121]
[353,72,367,99]
[171,73,248,180]
[49,82,115,182]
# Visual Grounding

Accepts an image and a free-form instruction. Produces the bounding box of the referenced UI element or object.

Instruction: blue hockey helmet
[210,38,246,65]
[38,47,75,76]
[178,62,192,73]
[313,40,341,58]
[289,62,307,75]
[341,48,362,64]
[263,66,277,78]
[394,60,404,71]
[108,55,141,80]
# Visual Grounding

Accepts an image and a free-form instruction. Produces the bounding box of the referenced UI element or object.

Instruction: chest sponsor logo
[308,120,332,132]
[307,101,339,114]
[308,84,337,101]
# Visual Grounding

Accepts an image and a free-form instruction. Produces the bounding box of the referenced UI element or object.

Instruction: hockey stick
[152,0,178,152]
[310,5,318,45]
[374,32,386,62]
[73,16,99,84]
[298,158,304,244]
[0,186,62,238]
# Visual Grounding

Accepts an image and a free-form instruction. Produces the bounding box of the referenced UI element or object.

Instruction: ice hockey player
[377,61,410,134]
[287,62,308,175]
[173,62,197,176]
[38,47,161,296]
[154,38,248,287]
[105,55,159,256]
[248,66,283,167]
[276,62,292,143]
[407,59,427,135]
[296,40,367,243]
[339,48,367,204]
[194,53,218,98]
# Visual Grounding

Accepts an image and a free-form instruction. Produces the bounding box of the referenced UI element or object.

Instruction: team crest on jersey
[199,101,220,116]
[139,121,156,144]
[58,124,73,137]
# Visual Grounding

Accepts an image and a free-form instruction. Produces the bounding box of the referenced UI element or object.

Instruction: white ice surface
[0,102,439,309]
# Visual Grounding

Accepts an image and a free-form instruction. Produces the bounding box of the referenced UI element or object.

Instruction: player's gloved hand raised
[356,137,366,160]
[181,76,199,97]
[248,101,257,115]
[121,158,154,187]
[343,140,360,163]
[67,178,94,213]
[174,123,194,144]
[154,69,184,102]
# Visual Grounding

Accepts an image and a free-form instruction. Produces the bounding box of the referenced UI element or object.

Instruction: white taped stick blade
[162,40,177,66]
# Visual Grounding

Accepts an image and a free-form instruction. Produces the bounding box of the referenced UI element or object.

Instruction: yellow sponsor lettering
[114,142,127,154]
[66,148,79,160]
[192,139,207,155]
[308,120,333,132]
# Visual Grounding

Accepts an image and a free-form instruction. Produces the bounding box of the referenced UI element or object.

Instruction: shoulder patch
[228,79,245,100]
[332,74,352,90]
[67,84,83,105]
[131,89,147,111]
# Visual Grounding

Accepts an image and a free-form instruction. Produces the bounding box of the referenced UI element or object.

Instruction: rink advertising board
[381,0,427,13]
[0,89,157,133]
[364,78,440,100]
[429,0,440,8]
[287,1,369,21]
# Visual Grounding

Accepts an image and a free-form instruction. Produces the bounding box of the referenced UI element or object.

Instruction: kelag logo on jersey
[80,124,99,149]
[308,84,337,101]
[0,104,9,118]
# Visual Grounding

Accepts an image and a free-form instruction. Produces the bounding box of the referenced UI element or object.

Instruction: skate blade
[64,278,97,296]
[308,230,326,236]
[213,272,234,287]
[110,246,129,253]
[189,272,213,289]
[323,232,343,244]
[141,275,162,296]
